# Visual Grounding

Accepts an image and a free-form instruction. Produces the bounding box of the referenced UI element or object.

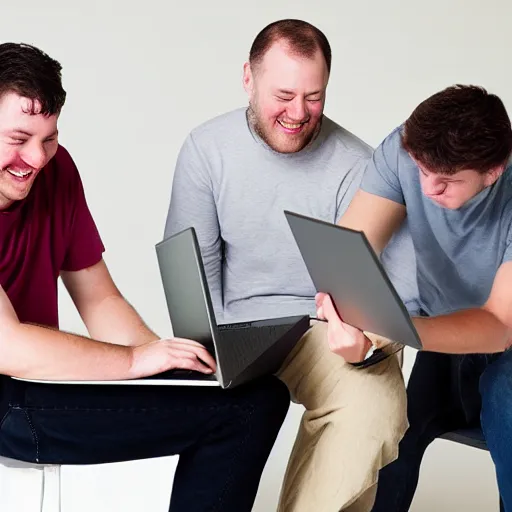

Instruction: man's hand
[129,338,217,379]
[316,292,372,363]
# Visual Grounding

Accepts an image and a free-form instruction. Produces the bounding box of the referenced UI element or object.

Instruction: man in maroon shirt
[0,43,289,511]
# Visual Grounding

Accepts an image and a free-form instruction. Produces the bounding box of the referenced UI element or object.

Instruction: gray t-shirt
[361,125,512,316]
[165,108,418,322]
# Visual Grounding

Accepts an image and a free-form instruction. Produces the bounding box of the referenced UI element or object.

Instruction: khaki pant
[275,322,408,512]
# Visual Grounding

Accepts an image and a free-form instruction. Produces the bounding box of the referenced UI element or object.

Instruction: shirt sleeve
[360,128,405,205]
[502,221,512,264]
[59,148,105,271]
[334,154,366,223]
[164,133,224,320]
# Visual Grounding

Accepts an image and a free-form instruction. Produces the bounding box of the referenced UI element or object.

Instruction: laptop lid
[155,228,227,384]
[284,210,422,350]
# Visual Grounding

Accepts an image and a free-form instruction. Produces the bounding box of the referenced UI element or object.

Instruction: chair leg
[41,466,61,512]
[0,464,45,511]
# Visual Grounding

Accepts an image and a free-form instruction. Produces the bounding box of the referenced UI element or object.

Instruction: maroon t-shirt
[0,145,105,328]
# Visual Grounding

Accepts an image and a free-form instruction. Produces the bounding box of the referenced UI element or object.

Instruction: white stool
[0,456,61,511]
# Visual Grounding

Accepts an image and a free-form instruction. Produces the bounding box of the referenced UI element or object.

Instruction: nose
[22,140,47,170]
[286,97,307,122]
[422,176,446,196]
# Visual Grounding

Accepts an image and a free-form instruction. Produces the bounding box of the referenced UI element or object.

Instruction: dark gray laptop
[152,227,310,388]
[284,210,422,350]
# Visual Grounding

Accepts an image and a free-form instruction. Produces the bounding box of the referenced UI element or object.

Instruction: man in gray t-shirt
[165,19,416,512]
[318,85,512,510]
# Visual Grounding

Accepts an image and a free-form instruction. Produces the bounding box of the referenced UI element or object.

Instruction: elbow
[504,326,512,352]
[0,322,21,376]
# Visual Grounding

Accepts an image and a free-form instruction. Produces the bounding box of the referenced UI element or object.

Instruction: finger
[167,337,205,348]
[173,351,214,373]
[192,359,216,374]
[315,292,326,308]
[321,294,341,323]
[184,345,217,371]
[172,345,217,372]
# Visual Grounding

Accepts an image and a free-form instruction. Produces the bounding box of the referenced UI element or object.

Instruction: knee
[242,376,290,428]
[480,352,512,435]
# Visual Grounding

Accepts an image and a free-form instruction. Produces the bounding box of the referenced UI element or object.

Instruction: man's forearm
[85,294,159,347]
[413,308,511,354]
[0,322,134,380]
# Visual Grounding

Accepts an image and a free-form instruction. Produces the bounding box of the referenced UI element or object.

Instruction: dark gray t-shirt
[361,125,512,316]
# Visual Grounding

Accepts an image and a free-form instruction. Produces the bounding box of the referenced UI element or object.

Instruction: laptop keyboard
[140,369,217,381]
[217,323,295,374]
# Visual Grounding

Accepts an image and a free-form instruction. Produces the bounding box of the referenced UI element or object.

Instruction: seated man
[165,19,418,512]
[0,42,290,512]
[318,84,512,510]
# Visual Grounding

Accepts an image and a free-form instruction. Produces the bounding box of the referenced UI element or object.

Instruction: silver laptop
[152,227,309,388]
[284,210,422,350]
[16,227,309,387]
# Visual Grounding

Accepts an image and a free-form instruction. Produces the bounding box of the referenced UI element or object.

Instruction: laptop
[284,210,422,350]
[15,227,309,388]
[152,227,310,388]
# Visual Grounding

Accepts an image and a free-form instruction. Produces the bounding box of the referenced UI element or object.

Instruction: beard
[247,102,322,154]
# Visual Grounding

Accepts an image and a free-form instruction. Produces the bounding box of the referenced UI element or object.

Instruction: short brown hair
[402,85,512,175]
[0,43,66,115]
[249,19,331,73]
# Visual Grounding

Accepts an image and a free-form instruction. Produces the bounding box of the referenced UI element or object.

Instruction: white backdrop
[1,0,509,510]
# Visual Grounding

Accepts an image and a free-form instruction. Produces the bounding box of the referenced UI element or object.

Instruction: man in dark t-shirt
[0,43,289,512]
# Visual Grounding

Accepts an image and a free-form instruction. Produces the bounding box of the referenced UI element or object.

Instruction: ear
[242,62,253,95]
[484,163,507,187]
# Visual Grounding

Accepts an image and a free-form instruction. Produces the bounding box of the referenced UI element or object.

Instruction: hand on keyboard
[129,338,216,379]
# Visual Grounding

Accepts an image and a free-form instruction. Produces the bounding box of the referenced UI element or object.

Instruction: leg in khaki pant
[276,321,408,512]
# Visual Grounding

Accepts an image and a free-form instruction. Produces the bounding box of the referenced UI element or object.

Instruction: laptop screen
[284,210,422,350]
[155,228,218,355]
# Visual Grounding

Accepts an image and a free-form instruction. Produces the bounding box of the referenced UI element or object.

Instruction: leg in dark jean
[0,375,290,512]
[372,351,478,512]
[480,348,512,511]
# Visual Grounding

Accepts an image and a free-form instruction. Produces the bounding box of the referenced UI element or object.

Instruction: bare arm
[414,261,512,353]
[0,284,132,380]
[318,262,512,362]
[337,189,406,255]
[61,259,158,347]
[0,282,216,380]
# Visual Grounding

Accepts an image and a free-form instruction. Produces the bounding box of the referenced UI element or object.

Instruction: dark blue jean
[372,348,512,511]
[0,375,290,512]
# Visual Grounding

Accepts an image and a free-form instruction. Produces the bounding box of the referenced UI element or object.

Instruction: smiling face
[415,159,504,209]
[243,40,329,154]
[0,92,59,210]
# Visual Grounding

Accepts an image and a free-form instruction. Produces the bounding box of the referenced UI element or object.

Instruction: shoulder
[321,116,373,160]
[372,124,413,174]
[43,145,85,199]
[49,145,81,180]
[379,125,407,160]
[500,165,512,225]
[188,107,249,146]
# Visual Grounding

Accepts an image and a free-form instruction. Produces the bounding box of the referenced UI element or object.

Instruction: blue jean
[372,348,512,511]
[0,375,290,512]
